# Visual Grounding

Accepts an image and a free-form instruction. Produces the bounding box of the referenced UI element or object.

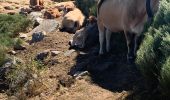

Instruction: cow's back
[98,0,148,33]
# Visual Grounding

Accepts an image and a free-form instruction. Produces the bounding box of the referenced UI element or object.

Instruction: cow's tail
[97,0,105,14]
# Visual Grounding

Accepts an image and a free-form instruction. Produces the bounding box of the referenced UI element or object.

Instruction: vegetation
[75,0,97,16]
[136,0,170,98]
[0,14,31,66]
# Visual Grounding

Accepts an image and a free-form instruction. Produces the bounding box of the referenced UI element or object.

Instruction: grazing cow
[97,0,159,62]
[69,16,98,49]
[59,8,86,33]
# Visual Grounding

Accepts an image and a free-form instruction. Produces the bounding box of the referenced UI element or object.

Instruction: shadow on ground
[69,33,147,100]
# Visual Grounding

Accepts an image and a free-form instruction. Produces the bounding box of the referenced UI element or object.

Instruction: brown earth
[0,0,150,100]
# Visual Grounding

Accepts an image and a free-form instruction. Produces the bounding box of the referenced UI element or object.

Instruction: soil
[0,0,148,100]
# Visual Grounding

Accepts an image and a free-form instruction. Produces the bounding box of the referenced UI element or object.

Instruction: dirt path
[0,0,146,100]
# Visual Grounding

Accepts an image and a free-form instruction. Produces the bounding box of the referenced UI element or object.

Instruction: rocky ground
[0,0,147,100]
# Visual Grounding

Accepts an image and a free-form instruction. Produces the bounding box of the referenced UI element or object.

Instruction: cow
[97,0,159,62]
[30,0,44,11]
[30,0,44,7]
[59,8,86,33]
[69,16,99,49]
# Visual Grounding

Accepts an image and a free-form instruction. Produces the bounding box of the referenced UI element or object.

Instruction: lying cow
[69,16,99,49]
[97,0,159,62]
[59,8,86,33]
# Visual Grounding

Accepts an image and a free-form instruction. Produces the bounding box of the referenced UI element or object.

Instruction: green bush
[75,0,97,16]
[160,57,170,96]
[136,0,170,97]
[0,14,31,66]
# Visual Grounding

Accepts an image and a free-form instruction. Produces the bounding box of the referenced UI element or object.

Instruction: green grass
[0,14,32,66]
[75,0,97,16]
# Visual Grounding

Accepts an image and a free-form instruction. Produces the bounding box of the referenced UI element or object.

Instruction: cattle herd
[28,0,160,63]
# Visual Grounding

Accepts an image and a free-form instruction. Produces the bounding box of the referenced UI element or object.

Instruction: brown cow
[30,0,44,11]
[59,8,85,33]
[30,0,44,6]
[97,0,159,62]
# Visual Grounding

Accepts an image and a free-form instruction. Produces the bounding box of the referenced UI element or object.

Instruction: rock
[4,6,14,10]
[59,75,75,88]
[28,12,43,21]
[35,50,50,61]
[19,33,28,39]
[44,8,61,19]
[73,71,89,79]
[8,50,17,55]
[19,7,32,15]
[31,5,44,11]
[30,19,59,34]
[31,31,46,43]
[51,50,60,56]
[14,44,26,50]
[64,49,76,56]
[34,17,44,27]
[7,11,16,15]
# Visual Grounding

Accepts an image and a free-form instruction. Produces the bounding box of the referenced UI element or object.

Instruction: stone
[19,33,28,39]
[30,19,59,34]
[73,71,89,79]
[28,12,43,21]
[31,31,46,43]
[19,7,32,15]
[51,50,60,56]
[4,6,14,10]
[59,75,75,88]
[7,11,16,15]
[64,49,76,56]
[44,8,61,19]
[8,50,17,55]
[14,44,26,50]
[35,50,50,61]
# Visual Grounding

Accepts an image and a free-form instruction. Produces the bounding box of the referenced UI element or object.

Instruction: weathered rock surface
[31,31,46,43]
[30,19,60,34]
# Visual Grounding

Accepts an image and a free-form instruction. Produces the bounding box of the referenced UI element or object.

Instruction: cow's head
[59,19,80,33]
[69,16,98,49]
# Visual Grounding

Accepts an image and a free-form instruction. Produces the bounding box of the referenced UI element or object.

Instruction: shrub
[6,59,44,97]
[0,14,31,66]
[136,0,170,97]
[160,57,170,97]
[0,46,7,66]
[75,0,97,16]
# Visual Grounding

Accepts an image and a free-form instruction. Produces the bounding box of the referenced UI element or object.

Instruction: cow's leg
[106,29,112,53]
[98,22,105,55]
[125,32,136,63]
[134,35,140,57]
[37,0,40,6]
